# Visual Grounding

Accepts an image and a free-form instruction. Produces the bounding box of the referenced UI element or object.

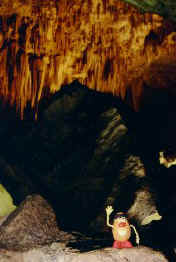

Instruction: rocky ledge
[0,245,168,262]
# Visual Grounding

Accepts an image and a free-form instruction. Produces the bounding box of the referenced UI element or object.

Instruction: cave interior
[0,0,176,260]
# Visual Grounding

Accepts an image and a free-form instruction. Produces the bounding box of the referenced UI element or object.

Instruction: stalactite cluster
[0,0,176,118]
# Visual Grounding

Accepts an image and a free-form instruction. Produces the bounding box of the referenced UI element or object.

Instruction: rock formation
[0,0,175,117]
[0,194,61,250]
[0,83,134,231]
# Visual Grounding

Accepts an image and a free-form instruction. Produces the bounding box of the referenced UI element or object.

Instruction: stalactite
[0,0,175,118]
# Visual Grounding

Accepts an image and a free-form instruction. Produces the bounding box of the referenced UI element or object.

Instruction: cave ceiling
[0,0,176,118]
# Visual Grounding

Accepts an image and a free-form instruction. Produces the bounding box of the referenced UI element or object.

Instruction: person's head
[159,148,176,168]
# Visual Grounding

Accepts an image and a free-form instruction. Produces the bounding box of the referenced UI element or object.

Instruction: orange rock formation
[0,0,176,118]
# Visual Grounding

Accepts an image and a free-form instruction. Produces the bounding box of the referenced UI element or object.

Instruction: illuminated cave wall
[0,0,176,118]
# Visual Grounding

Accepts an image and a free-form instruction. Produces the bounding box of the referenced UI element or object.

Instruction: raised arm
[106,206,114,228]
[130,224,140,245]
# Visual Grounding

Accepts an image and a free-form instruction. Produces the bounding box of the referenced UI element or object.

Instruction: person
[106,206,139,248]
[159,149,176,168]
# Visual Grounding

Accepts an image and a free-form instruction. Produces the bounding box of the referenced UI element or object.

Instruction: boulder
[0,194,61,250]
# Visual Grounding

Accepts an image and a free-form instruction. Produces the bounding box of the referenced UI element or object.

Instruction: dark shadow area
[137,85,176,154]
[133,82,176,260]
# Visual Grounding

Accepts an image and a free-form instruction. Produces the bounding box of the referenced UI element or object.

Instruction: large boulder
[0,194,61,250]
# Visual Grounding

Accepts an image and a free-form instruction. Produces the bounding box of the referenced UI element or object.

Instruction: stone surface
[0,245,168,262]
[0,194,61,250]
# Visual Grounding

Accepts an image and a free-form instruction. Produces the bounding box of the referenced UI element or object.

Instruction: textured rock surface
[90,154,160,233]
[0,194,61,250]
[0,245,168,262]
[0,0,175,117]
